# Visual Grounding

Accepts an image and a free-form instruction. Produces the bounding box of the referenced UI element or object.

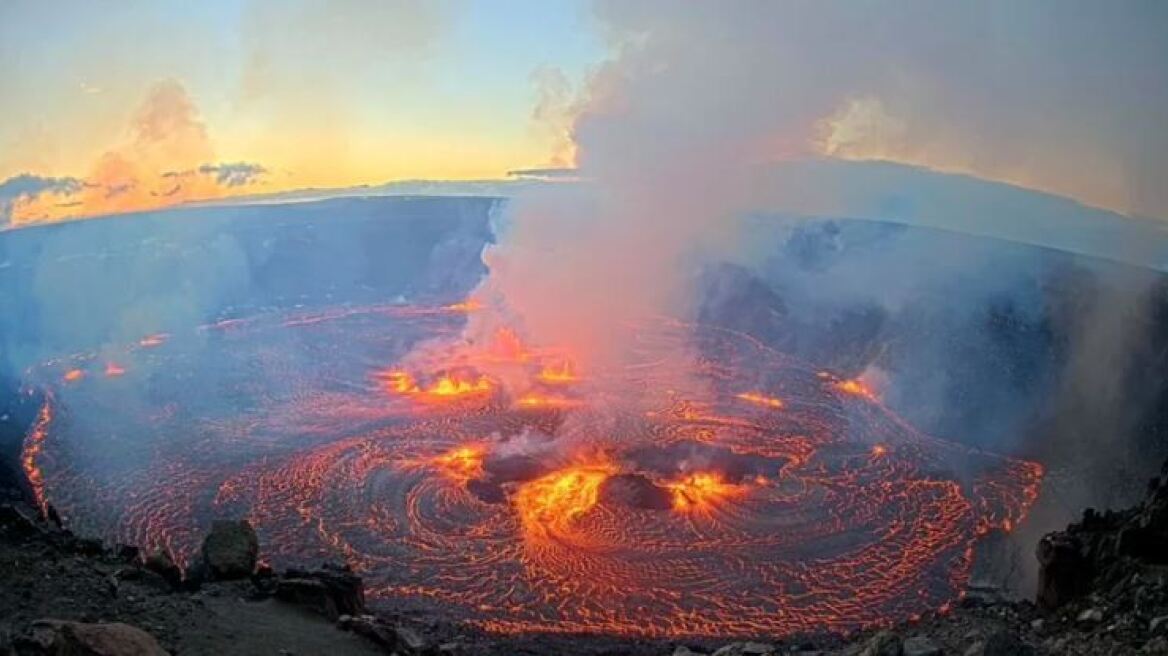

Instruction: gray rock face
[199,519,258,580]
[18,619,167,656]
[902,635,941,656]
[711,642,775,656]
[394,626,427,654]
[861,631,903,656]
[1076,607,1105,625]
[1035,532,1089,610]
[341,615,428,654]
[1144,636,1168,654]
[1151,615,1168,635]
[275,563,365,620]
[142,549,181,589]
[964,630,1033,656]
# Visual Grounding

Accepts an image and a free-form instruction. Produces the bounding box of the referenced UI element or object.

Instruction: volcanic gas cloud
[21,298,1041,637]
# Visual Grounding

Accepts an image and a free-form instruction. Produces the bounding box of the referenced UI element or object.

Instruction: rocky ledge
[3,459,1168,655]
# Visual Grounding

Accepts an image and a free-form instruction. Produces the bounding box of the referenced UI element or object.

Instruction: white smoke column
[485,1,1167,372]
[483,3,893,368]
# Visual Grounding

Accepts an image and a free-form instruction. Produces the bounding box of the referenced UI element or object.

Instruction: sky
[0,0,601,223]
[1,0,1166,226]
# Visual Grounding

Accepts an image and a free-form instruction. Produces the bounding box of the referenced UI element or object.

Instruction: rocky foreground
[3,460,1168,655]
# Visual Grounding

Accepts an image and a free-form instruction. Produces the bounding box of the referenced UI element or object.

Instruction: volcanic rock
[15,619,167,656]
[963,629,1032,656]
[345,616,398,649]
[142,549,181,590]
[860,631,902,656]
[71,536,105,556]
[1151,616,1168,635]
[673,648,706,656]
[1144,636,1168,654]
[199,519,258,580]
[902,636,941,656]
[342,615,428,653]
[1077,607,1105,625]
[275,563,365,620]
[114,544,139,563]
[1035,531,1090,610]
[599,474,673,510]
[0,502,39,536]
[394,626,427,654]
[710,642,775,656]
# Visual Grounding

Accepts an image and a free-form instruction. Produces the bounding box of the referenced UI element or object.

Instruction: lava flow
[21,301,1043,638]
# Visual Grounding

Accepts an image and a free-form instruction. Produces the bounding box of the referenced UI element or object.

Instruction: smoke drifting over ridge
[485,0,1168,377]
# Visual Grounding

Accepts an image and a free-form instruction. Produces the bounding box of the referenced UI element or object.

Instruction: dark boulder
[142,549,182,590]
[344,617,429,654]
[1036,532,1090,610]
[860,631,902,656]
[114,544,139,563]
[902,636,941,656]
[0,502,40,536]
[275,563,365,620]
[964,629,1033,656]
[14,619,167,655]
[199,519,258,580]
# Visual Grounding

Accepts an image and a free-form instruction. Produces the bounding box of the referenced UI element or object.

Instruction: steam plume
[487,0,1168,369]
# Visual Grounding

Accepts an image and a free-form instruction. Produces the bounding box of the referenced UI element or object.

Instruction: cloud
[196,163,268,188]
[8,81,268,225]
[162,162,269,189]
[0,174,84,226]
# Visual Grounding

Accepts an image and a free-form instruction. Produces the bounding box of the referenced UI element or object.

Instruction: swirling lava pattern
[22,303,1042,638]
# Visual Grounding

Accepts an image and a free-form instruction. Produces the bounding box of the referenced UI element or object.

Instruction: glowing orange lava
[666,472,742,512]
[28,304,1046,638]
[377,369,494,402]
[443,299,483,313]
[489,327,531,362]
[378,370,419,394]
[431,445,485,482]
[836,378,876,399]
[428,373,493,398]
[62,369,84,383]
[20,399,53,513]
[514,393,583,410]
[735,392,784,409]
[514,463,615,539]
[104,363,126,378]
[537,360,579,384]
[138,333,168,348]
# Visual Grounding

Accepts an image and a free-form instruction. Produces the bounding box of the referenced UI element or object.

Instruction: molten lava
[735,391,784,409]
[378,369,494,402]
[835,378,876,399]
[20,398,53,513]
[489,327,531,362]
[537,360,579,384]
[138,333,167,348]
[431,445,486,482]
[62,369,84,383]
[514,463,615,539]
[25,302,1044,638]
[443,298,483,313]
[514,393,583,410]
[666,471,742,512]
[427,373,493,398]
[104,363,126,378]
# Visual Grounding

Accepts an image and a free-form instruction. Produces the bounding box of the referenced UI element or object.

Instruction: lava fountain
[20,301,1042,637]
